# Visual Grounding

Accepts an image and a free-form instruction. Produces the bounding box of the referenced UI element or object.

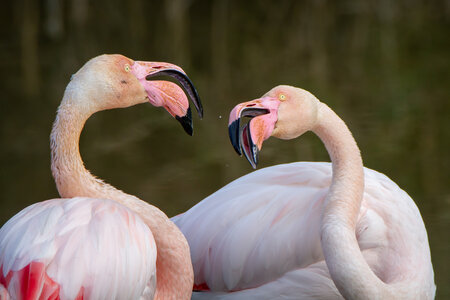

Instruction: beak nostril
[247,104,256,107]
[152,66,163,69]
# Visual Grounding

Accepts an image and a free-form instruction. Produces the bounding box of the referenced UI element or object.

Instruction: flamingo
[172,85,436,299]
[0,54,203,300]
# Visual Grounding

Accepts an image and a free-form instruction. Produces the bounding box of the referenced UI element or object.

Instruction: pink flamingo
[173,85,436,299]
[0,54,203,300]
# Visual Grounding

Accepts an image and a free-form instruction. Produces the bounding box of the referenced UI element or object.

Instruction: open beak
[228,97,280,168]
[131,61,203,135]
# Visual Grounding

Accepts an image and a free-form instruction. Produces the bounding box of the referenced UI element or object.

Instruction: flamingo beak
[131,61,203,135]
[228,97,280,168]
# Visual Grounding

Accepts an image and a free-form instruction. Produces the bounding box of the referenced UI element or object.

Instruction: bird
[0,54,203,300]
[172,85,436,299]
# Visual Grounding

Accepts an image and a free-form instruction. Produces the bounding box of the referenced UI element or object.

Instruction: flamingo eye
[124,64,131,72]
[279,94,286,101]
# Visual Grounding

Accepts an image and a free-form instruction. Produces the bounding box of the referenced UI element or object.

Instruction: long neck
[313,103,392,299]
[50,93,193,299]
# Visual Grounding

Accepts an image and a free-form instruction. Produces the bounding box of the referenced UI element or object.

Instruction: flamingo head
[228,85,320,168]
[69,54,202,135]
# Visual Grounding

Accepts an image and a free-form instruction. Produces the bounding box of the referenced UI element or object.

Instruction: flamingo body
[0,197,157,300]
[172,162,435,299]
[0,54,203,299]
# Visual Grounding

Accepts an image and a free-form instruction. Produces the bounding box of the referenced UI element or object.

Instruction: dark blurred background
[0,0,448,297]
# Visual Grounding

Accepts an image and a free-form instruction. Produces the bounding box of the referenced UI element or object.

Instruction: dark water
[1,0,449,297]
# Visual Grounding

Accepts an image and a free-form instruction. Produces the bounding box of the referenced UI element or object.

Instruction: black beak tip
[248,136,259,169]
[228,120,242,155]
[252,148,259,167]
[240,122,259,169]
[245,147,259,169]
[176,108,193,136]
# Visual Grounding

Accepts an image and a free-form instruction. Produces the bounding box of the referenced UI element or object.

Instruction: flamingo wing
[0,197,157,300]
[172,162,432,298]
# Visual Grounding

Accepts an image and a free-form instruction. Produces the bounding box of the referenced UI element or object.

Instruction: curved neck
[50,92,193,299]
[313,103,392,299]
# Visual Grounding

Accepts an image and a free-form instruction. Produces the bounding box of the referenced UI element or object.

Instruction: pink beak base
[131,61,203,135]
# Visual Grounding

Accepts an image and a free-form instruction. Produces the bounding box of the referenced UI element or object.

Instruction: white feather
[0,197,157,300]
[173,162,434,298]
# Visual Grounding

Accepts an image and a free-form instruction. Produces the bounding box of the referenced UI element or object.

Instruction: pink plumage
[0,54,201,300]
[173,162,434,299]
[173,85,435,299]
[0,198,157,300]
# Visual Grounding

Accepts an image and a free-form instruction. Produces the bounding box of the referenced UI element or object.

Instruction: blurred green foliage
[0,0,448,297]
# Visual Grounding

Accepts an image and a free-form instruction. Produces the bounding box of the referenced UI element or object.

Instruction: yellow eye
[124,64,131,72]
[279,94,286,101]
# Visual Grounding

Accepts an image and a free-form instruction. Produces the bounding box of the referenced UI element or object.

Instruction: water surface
[0,1,448,297]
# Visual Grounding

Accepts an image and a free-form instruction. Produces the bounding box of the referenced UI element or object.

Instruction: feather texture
[172,162,434,299]
[0,197,157,300]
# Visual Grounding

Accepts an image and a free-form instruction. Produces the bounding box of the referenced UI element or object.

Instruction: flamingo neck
[50,101,113,200]
[50,91,193,299]
[313,103,392,299]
